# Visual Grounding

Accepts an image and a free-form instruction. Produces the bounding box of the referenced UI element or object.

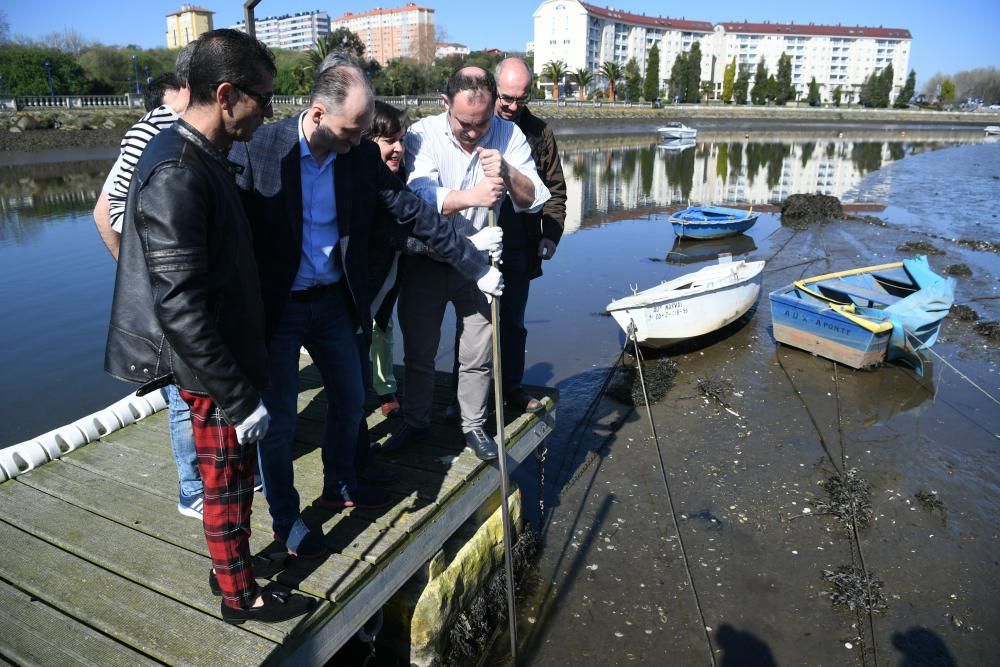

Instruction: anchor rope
[629,321,718,667]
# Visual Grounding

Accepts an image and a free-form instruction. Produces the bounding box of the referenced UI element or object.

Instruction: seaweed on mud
[780,193,844,228]
[956,239,1000,254]
[444,526,538,666]
[697,377,735,404]
[950,304,979,321]
[945,263,973,277]
[915,489,946,516]
[811,468,873,529]
[972,320,1000,340]
[606,358,678,407]
[896,240,945,255]
[822,566,888,614]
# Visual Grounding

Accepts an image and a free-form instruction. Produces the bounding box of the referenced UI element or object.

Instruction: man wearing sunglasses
[492,58,567,414]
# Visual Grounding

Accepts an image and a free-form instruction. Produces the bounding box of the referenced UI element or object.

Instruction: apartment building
[165,4,214,49]
[532,0,911,103]
[330,3,436,65]
[436,42,470,59]
[230,11,331,52]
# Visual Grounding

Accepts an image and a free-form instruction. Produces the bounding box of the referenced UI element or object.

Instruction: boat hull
[770,297,891,369]
[608,261,764,348]
[671,215,759,239]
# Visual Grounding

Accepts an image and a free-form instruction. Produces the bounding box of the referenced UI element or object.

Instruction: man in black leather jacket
[105,29,314,625]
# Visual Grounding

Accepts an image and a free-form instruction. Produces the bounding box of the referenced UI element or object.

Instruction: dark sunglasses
[218,81,273,109]
[499,93,530,106]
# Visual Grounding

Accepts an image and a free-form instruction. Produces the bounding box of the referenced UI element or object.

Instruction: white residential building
[230,11,330,52]
[532,0,911,103]
[435,42,470,59]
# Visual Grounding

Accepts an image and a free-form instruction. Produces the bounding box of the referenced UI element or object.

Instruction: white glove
[235,400,270,444]
[470,226,503,262]
[476,266,504,303]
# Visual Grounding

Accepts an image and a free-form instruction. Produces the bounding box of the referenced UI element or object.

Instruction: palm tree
[599,61,623,101]
[542,60,568,101]
[569,68,594,101]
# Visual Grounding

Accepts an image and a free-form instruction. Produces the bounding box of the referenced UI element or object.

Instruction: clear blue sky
[4,0,998,84]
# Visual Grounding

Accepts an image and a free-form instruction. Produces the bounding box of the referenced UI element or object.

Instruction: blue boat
[670,205,760,239]
[769,256,954,373]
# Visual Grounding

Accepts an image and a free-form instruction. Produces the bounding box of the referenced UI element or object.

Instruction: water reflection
[666,234,758,264]
[558,132,982,235]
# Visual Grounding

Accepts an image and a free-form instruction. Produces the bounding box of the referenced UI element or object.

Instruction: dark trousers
[499,250,532,395]
[181,390,258,609]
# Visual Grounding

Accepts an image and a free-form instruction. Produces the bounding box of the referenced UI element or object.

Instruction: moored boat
[769,256,954,371]
[984,125,1000,135]
[606,254,765,349]
[657,122,698,139]
[670,205,760,239]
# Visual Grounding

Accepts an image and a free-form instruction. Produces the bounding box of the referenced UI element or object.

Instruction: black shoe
[220,584,317,625]
[505,388,544,414]
[381,422,429,452]
[209,552,289,596]
[315,484,392,510]
[358,462,400,485]
[464,427,498,461]
[272,527,328,560]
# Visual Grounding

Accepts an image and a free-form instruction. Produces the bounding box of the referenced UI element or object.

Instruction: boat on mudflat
[606,254,765,349]
[769,256,954,372]
[657,122,697,140]
[670,205,760,240]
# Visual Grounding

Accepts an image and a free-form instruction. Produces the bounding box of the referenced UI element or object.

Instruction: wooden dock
[0,355,557,666]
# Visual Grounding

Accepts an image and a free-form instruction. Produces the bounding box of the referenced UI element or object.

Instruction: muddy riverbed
[492,143,1000,665]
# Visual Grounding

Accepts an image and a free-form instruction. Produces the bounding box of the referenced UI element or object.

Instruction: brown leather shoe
[505,388,544,414]
[379,394,401,418]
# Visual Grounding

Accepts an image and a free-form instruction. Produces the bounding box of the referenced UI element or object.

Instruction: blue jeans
[257,286,365,539]
[165,384,202,497]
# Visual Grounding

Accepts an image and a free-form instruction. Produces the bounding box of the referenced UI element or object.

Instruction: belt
[287,282,343,303]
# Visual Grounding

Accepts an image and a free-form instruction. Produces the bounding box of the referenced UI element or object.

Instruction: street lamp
[131,54,140,94]
[43,60,55,96]
[143,64,151,84]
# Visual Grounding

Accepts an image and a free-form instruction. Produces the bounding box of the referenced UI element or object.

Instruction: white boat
[657,138,696,152]
[606,254,765,349]
[657,122,698,140]
[984,125,1000,135]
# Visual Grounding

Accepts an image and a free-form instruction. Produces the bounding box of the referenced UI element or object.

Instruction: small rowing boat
[607,254,765,349]
[670,205,760,240]
[769,256,954,372]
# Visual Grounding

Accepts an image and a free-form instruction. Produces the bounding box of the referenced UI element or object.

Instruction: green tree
[599,61,622,101]
[569,68,593,101]
[372,57,427,95]
[877,63,894,108]
[272,48,311,95]
[685,41,702,103]
[894,69,916,108]
[542,59,568,100]
[832,85,843,107]
[699,80,714,102]
[939,78,956,105]
[643,44,660,101]
[766,74,778,104]
[733,65,750,105]
[807,77,821,106]
[623,57,641,101]
[775,52,793,105]
[721,57,736,103]
[309,27,366,70]
[0,45,89,94]
[860,72,875,107]
[669,51,688,102]
[750,58,768,105]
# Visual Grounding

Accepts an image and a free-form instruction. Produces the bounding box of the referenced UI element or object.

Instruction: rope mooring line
[630,322,718,667]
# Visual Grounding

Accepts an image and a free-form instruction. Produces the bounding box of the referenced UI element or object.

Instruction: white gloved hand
[476,266,504,303]
[235,400,270,444]
[470,226,503,262]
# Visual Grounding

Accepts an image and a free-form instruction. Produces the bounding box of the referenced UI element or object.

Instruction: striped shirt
[102,105,179,232]
[403,111,548,233]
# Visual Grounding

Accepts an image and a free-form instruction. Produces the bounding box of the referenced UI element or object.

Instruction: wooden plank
[0,520,281,666]
[0,579,160,667]
[273,410,556,666]
[0,481,292,642]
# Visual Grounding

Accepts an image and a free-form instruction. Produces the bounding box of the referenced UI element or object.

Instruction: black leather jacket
[105,120,268,426]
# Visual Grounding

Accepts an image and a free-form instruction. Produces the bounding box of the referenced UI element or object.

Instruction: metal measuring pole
[488,207,519,663]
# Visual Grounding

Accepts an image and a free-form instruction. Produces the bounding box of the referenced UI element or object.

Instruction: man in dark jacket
[230,52,503,559]
[493,58,568,411]
[105,29,313,624]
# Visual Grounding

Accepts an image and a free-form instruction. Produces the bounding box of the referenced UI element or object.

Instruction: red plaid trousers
[180,390,259,610]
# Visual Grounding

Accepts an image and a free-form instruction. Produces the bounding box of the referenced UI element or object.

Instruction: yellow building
[166,4,215,49]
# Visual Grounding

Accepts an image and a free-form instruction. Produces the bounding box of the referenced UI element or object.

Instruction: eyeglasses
[499,93,530,106]
[221,81,273,110]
